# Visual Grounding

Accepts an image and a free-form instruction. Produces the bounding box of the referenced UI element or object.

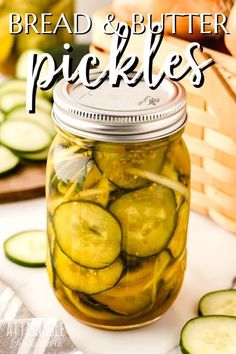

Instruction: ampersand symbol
[103,13,119,35]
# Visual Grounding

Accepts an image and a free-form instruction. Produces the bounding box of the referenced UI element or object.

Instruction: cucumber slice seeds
[180,316,236,354]
[54,243,123,295]
[53,201,122,269]
[4,230,47,267]
[198,290,236,317]
[110,184,177,257]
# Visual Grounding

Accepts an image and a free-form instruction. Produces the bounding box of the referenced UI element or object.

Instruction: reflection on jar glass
[46,74,191,330]
[0,0,74,74]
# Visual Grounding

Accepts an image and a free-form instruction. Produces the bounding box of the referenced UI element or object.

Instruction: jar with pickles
[0,0,74,74]
[46,74,191,330]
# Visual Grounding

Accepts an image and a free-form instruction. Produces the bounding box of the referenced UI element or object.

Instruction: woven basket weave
[90,9,236,233]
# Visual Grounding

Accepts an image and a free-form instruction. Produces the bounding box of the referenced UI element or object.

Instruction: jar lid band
[52,71,187,142]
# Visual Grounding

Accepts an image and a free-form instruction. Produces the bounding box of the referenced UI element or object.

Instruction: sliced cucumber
[0,145,20,176]
[7,106,55,137]
[93,251,171,315]
[110,184,177,257]
[18,148,49,161]
[0,121,51,153]
[60,280,118,321]
[0,110,5,124]
[16,49,46,80]
[4,230,46,267]
[54,243,123,295]
[74,176,111,207]
[83,163,102,189]
[46,246,55,287]
[53,201,122,269]
[180,316,236,354]
[0,93,51,113]
[93,251,171,316]
[96,257,157,299]
[198,290,236,317]
[94,143,167,189]
[93,284,153,316]
[0,79,27,96]
[167,201,189,258]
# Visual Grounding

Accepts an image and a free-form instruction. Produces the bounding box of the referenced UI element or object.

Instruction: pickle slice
[93,251,171,315]
[46,246,54,288]
[161,160,183,207]
[61,281,118,321]
[94,286,153,316]
[55,276,118,321]
[100,258,156,298]
[110,185,177,257]
[54,244,123,295]
[94,143,167,189]
[74,177,111,208]
[53,201,122,268]
[166,139,190,177]
[167,201,189,258]
[83,163,101,189]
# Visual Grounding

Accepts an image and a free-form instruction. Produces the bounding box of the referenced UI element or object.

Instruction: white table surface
[0,198,235,354]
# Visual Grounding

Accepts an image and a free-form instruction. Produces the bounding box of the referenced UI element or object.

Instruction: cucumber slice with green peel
[167,201,189,258]
[0,145,20,176]
[93,251,171,315]
[93,284,153,316]
[0,93,51,113]
[4,230,46,267]
[60,280,118,321]
[94,143,167,189]
[0,110,5,124]
[96,257,157,299]
[53,201,122,269]
[180,316,236,354]
[18,148,49,161]
[0,121,51,153]
[54,243,123,295]
[46,247,55,288]
[161,160,184,207]
[7,106,55,137]
[198,290,236,317]
[110,184,177,257]
[0,79,45,97]
[0,79,26,95]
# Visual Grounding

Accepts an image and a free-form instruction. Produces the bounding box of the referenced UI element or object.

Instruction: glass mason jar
[0,0,74,75]
[46,74,191,330]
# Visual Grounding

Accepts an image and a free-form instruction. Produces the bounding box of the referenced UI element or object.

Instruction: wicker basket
[90,9,236,233]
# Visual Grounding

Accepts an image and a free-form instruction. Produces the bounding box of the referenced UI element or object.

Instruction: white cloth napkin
[0,280,83,354]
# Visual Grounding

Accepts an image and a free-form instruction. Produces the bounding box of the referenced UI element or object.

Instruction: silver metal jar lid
[52,71,187,143]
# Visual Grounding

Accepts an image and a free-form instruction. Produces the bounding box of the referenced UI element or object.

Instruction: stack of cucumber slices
[180,290,236,354]
[0,53,55,176]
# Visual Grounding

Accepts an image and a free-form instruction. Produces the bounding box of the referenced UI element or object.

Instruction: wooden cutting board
[0,161,46,203]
